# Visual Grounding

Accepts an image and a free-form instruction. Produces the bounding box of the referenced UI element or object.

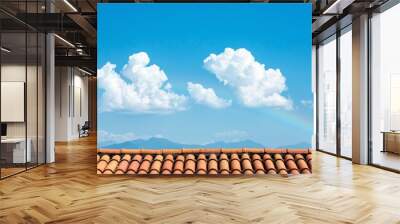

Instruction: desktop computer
[1,123,7,140]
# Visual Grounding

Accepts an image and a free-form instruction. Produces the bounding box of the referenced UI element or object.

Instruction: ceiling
[0,0,393,74]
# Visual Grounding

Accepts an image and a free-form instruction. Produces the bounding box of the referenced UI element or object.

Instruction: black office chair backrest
[82,121,90,129]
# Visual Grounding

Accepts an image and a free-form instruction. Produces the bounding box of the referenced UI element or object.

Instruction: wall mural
[97,3,313,176]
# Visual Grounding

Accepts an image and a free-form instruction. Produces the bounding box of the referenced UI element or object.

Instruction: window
[370,2,400,171]
[339,26,352,158]
[318,35,337,154]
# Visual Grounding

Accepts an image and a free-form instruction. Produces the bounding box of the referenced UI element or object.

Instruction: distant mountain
[204,140,264,148]
[104,137,265,149]
[276,142,311,149]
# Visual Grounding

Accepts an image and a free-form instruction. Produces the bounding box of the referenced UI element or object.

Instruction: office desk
[1,138,31,163]
[382,131,400,154]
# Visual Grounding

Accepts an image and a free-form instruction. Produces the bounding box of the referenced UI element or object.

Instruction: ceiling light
[54,34,75,48]
[322,0,354,15]
[63,0,78,12]
[1,47,11,53]
[78,67,93,76]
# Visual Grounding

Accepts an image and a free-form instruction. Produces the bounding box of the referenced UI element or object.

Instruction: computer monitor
[1,123,7,137]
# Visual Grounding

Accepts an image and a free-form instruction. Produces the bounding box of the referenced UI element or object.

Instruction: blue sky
[97,3,312,148]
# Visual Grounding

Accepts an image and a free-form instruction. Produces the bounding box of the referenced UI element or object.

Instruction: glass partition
[0,1,46,179]
[1,30,28,177]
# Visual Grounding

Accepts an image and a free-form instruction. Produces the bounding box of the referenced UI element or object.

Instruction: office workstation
[0,82,33,173]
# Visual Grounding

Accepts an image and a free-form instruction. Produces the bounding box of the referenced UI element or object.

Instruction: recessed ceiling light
[77,67,93,76]
[1,47,11,53]
[63,0,78,12]
[54,34,75,48]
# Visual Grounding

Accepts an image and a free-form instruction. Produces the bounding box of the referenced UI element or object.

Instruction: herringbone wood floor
[1,135,400,224]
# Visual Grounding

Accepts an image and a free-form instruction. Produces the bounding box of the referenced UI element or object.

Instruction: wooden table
[1,138,31,164]
[382,131,400,154]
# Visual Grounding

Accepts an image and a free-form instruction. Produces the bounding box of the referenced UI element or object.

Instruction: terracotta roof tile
[127,160,141,174]
[208,155,218,175]
[197,154,207,175]
[97,148,312,176]
[209,153,218,161]
[97,160,108,174]
[98,149,121,154]
[219,158,230,175]
[137,155,152,174]
[145,150,164,155]
[306,154,312,170]
[121,154,132,162]
[288,149,311,154]
[264,148,287,154]
[252,154,265,174]
[120,149,140,154]
[161,161,174,174]
[162,149,181,154]
[161,154,174,174]
[173,155,185,174]
[182,148,198,154]
[230,154,242,175]
[149,155,163,174]
[100,154,110,163]
[285,154,299,175]
[230,153,240,161]
[183,154,196,174]
[241,154,253,175]
[243,148,264,153]
[115,160,129,174]
[138,161,152,175]
[263,154,277,174]
[222,148,242,154]
[199,148,221,154]
[132,154,142,161]
[295,154,311,174]
[103,160,119,174]
[274,154,288,176]
[220,153,228,160]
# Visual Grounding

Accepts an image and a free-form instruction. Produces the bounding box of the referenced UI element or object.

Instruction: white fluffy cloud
[203,48,293,110]
[187,82,231,109]
[98,52,187,113]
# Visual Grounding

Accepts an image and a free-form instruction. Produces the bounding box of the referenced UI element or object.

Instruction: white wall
[1,65,38,138]
[55,67,89,141]
[1,63,46,163]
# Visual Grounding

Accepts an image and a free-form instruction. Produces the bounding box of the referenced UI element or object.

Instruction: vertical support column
[46,1,55,163]
[46,34,55,163]
[352,14,369,164]
[336,29,341,156]
[315,45,320,151]
[312,45,317,150]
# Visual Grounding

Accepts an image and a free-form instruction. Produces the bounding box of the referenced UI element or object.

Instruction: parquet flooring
[1,135,400,223]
